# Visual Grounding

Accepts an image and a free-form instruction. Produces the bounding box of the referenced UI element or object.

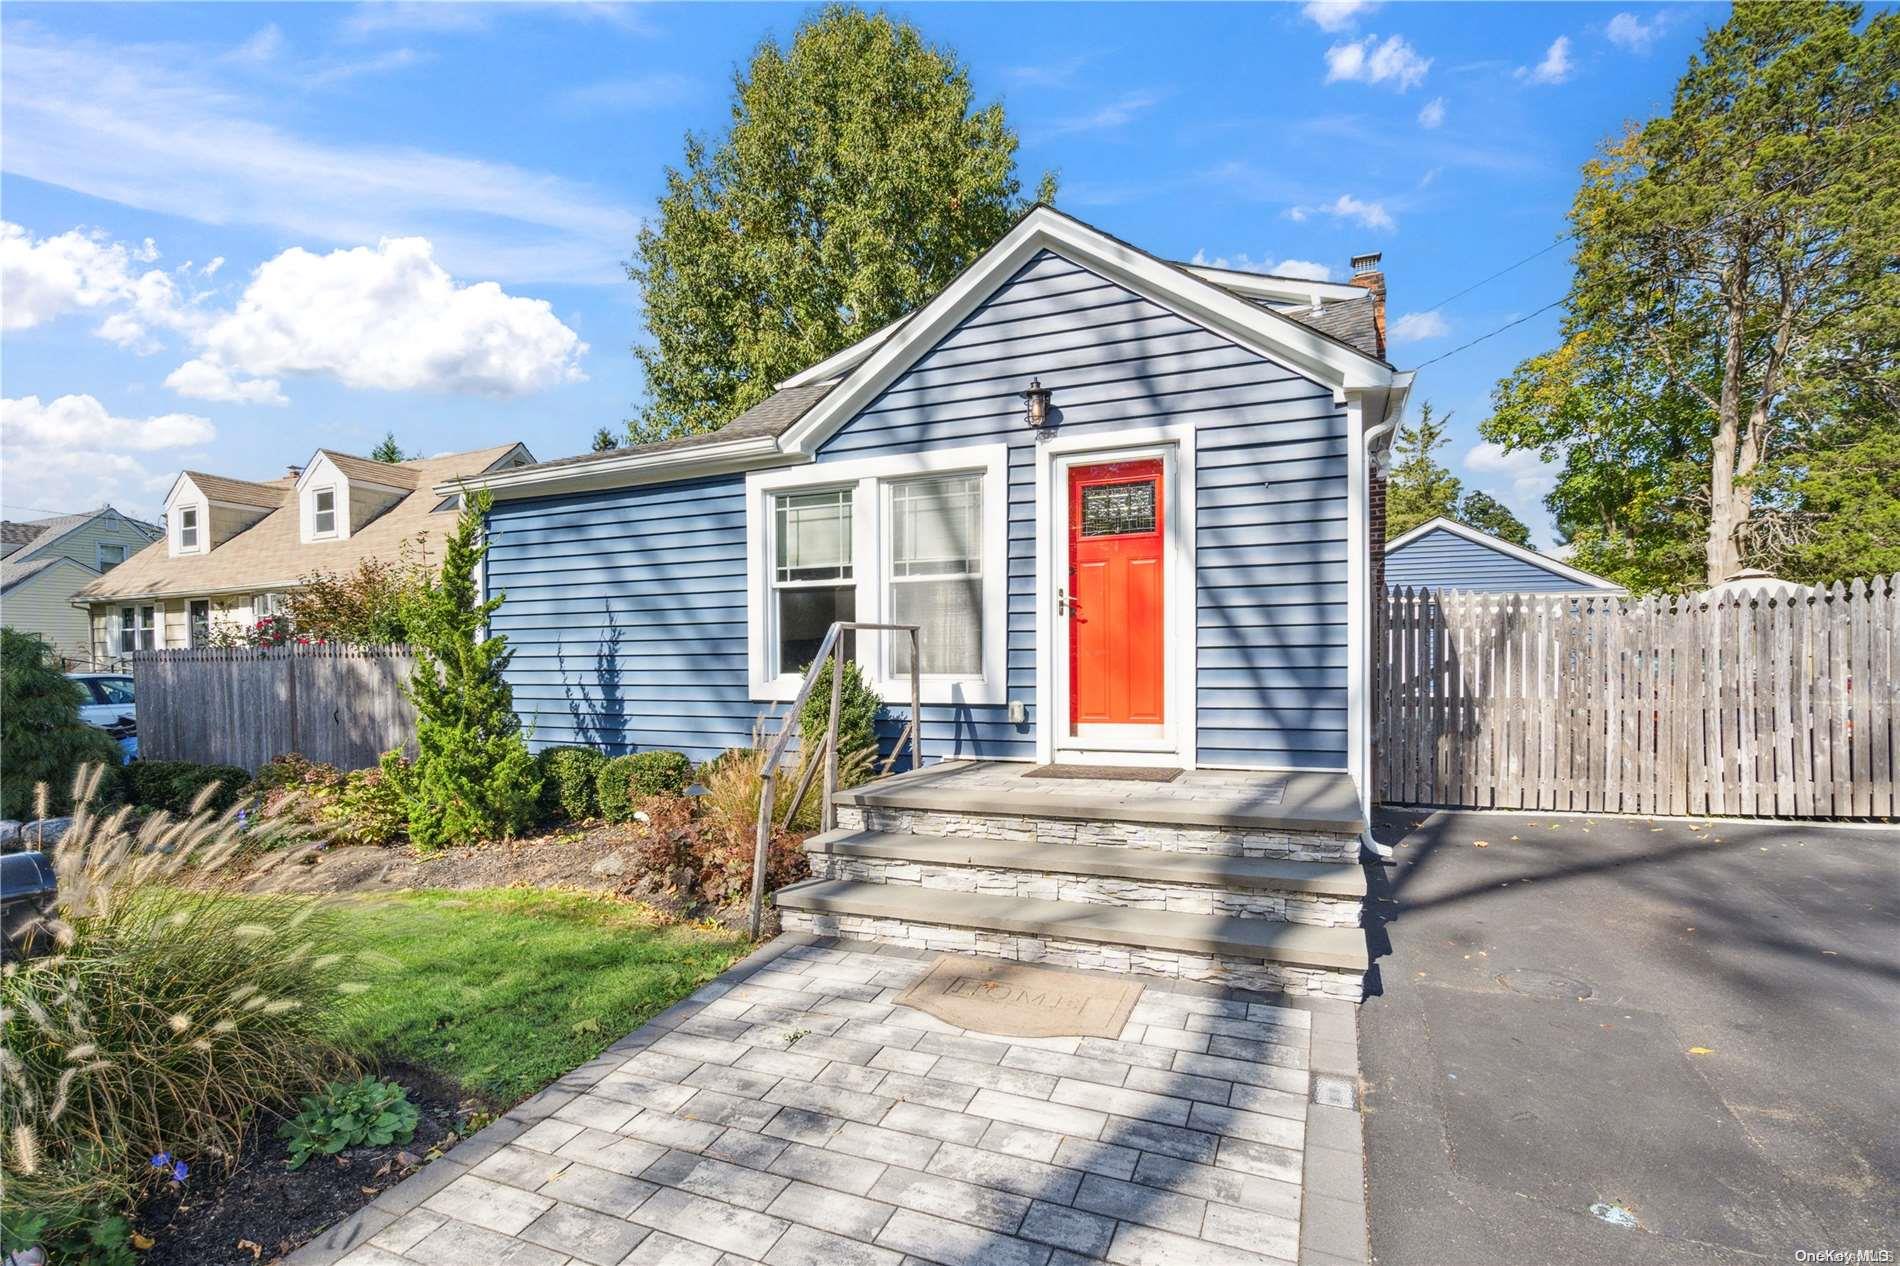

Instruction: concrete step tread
[806,828,1367,898]
[832,765,1365,835]
[773,879,1370,972]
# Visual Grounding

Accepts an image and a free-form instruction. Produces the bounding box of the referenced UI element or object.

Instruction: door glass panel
[1081,481,1157,537]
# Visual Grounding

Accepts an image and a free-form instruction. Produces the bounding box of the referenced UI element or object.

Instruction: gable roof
[2,553,97,594]
[455,206,1412,500]
[78,444,530,604]
[313,449,421,491]
[179,472,290,509]
[1385,516,1624,592]
[0,507,162,562]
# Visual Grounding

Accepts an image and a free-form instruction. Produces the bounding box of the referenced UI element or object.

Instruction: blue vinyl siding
[1386,525,1605,593]
[485,473,758,761]
[485,248,1353,771]
[817,249,1350,770]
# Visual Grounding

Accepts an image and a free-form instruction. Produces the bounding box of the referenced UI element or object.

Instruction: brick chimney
[1349,251,1386,359]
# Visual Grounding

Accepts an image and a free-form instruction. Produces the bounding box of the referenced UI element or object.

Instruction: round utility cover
[1498,968,1594,999]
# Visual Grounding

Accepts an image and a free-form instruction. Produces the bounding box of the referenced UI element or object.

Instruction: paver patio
[289,936,1367,1266]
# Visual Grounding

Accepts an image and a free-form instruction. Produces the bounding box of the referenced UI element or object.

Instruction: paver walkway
[290,937,1367,1266]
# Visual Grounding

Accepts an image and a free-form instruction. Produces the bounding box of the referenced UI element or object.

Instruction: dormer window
[179,506,199,550]
[312,487,337,536]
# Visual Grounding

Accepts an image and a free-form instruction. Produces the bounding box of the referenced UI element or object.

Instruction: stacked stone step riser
[807,850,1360,928]
[778,908,1365,1002]
[836,804,1358,865]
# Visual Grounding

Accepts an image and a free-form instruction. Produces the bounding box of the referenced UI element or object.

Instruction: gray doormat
[1025,764,1182,782]
[897,957,1145,1038]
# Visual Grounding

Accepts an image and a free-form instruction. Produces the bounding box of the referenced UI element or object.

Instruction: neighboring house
[74,443,535,660]
[1384,516,1626,595]
[0,507,163,665]
[451,207,1414,816]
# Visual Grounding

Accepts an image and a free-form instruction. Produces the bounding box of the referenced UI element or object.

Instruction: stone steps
[773,878,1369,1001]
[805,829,1364,927]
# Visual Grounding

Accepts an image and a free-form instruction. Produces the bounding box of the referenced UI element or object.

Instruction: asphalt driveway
[1359,808,1899,1265]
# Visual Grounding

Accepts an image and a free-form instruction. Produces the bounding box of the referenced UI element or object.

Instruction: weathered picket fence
[1377,575,1898,819]
[132,645,417,772]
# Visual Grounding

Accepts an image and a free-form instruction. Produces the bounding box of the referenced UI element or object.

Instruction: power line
[1410,298,1567,370]
[1413,234,1572,318]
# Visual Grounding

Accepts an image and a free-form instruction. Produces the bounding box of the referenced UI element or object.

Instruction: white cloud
[2,394,215,514]
[1324,34,1431,91]
[3,222,152,332]
[1606,12,1664,53]
[169,237,587,404]
[1388,311,1450,343]
[1,28,642,286]
[1464,440,1561,513]
[226,24,285,65]
[163,358,289,407]
[1301,1,1377,33]
[1189,250,1335,282]
[1291,193,1395,231]
[1034,91,1164,141]
[1516,36,1574,85]
[1417,96,1446,128]
[341,2,492,39]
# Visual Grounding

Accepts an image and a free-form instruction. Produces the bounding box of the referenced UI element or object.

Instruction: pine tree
[590,427,619,453]
[383,488,541,847]
[1385,402,1464,538]
[370,432,405,463]
[1,628,120,818]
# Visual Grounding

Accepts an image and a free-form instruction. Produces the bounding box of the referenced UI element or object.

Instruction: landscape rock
[590,851,627,878]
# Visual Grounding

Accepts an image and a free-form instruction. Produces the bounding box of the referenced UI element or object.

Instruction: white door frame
[1033,424,1198,768]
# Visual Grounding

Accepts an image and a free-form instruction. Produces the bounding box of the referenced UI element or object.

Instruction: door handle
[1057,589,1074,616]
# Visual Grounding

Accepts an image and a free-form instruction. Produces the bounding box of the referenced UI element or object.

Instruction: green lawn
[329,889,749,1103]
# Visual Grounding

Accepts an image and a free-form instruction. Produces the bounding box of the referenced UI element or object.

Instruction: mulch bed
[135,1065,493,1266]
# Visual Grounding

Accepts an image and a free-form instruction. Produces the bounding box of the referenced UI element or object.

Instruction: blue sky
[2,1,1718,545]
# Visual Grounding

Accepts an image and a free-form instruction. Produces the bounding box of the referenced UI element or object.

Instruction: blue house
[448,207,1412,997]
[1384,515,1625,595]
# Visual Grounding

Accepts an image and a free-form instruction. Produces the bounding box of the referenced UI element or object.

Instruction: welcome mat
[897,958,1145,1039]
[1025,764,1182,783]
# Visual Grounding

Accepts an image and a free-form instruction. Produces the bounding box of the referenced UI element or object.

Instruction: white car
[66,672,137,732]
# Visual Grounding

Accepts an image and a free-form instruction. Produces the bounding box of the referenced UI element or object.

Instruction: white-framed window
[121,605,156,653]
[887,474,983,677]
[189,600,211,647]
[770,487,856,676]
[312,487,337,536]
[97,542,127,571]
[178,506,199,550]
[254,592,287,618]
[746,445,1009,705]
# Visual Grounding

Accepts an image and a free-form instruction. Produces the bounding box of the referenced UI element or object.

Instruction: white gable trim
[775,208,1400,460]
[1180,266,1367,307]
[1386,516,1624,591]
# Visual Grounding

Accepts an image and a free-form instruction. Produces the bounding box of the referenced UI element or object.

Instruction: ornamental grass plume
[1,764,389,1238]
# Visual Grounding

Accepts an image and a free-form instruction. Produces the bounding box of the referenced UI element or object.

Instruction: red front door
[1068,458,1165,730]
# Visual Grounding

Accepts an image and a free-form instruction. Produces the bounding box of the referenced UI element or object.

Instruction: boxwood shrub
[124,759,252,815]
[536,745,607,821]
[595,750,694,822]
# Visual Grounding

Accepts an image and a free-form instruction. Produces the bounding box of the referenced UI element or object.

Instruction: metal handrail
[748,621,922,939]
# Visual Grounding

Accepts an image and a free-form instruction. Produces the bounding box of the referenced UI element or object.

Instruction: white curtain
[890,476,982,674]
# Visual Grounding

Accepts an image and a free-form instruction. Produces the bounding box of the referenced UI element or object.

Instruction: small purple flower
[150,1152,171,1170]
[171,1159,190,1182]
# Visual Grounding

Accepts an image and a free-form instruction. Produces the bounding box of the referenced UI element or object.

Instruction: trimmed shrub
[0,628,121,818]
[535,746,607,821]
[628,750,693,797]
[596,750,693,822]
[124,760,252,816]
[797,657,883,788]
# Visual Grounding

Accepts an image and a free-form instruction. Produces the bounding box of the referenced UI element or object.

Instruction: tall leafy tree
[1456,492,1533,547]
[627,4,1054,443]
[383,489,540,847]
[0,628,119,818]
[1385,402,1463,537]
[1483,2,1898,590]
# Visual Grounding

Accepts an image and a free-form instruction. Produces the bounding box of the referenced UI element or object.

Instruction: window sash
[138,606,156,651]
[119,607,136,654]
[178,508,198,549]
[774,488,852,584]
[313,489,336,536]
[98,543,126,570]
[888,475,983,676]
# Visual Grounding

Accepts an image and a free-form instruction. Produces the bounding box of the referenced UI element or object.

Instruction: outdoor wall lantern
[1021,378,1054,429]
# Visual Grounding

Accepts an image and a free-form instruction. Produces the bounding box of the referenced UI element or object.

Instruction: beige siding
[349,485,404,534]
[208,503,269,550]
[1,561,98,662]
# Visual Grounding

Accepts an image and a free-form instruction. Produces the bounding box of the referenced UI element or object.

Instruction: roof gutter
[436,434,789,500]
[70,578,305,608]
